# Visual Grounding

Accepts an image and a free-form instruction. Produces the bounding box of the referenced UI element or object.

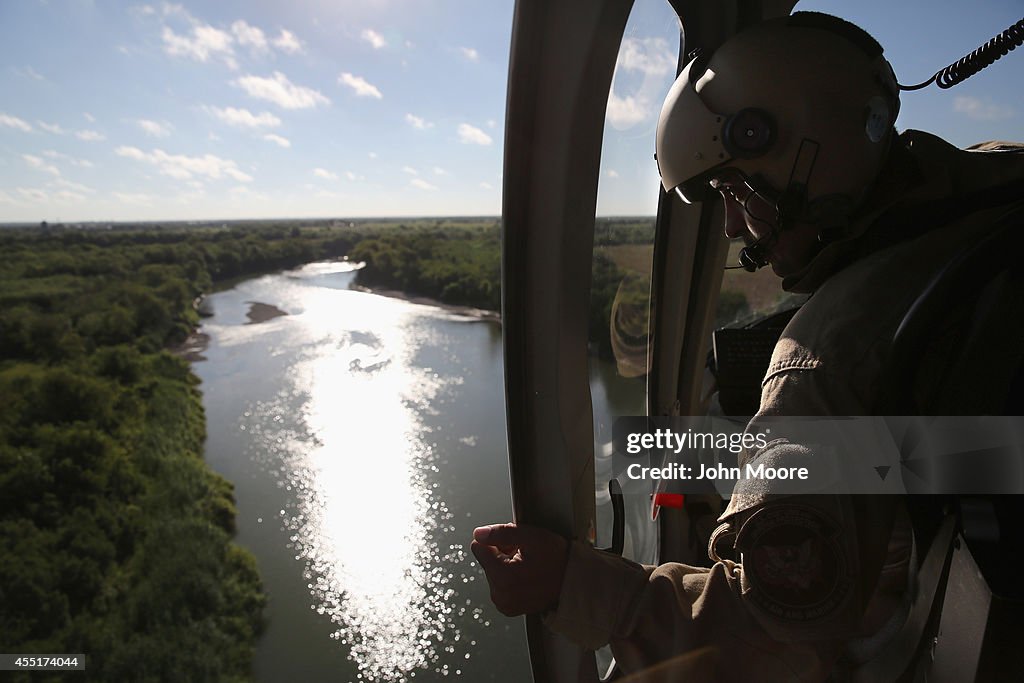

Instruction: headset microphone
[738,244,766,272]
[724,241,771,271]
[722,139,819,273]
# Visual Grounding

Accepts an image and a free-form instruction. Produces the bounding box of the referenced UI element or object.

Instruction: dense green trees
[349,221,502,311]
[0,222,376,681]
[348,218,656,358]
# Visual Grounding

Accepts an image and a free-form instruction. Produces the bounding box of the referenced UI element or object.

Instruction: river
[191,261,645,682]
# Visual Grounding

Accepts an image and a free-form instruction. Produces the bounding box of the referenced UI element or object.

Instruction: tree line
[348,218,657,358]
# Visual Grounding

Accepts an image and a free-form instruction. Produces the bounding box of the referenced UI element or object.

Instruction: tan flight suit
[543,131,1024,681]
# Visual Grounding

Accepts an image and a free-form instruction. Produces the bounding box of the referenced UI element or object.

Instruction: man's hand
[471,523,569,617]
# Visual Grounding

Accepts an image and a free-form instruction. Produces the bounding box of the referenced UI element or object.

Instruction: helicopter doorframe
[500,0,795,680]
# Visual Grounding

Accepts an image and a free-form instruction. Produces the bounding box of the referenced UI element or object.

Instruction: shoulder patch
[737,503,852,623]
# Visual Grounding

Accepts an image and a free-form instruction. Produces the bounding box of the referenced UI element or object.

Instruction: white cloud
[402,166,418,176]
[235,71,329,109]
[606,37,676,130]
[953,96,1014,122]
[206,105,282,128]
[162,24,236,68]
[12,188,82,204]
[54,178,95,194]
[433,167,448,176]
[479,182,494,190]
[405,113,433,129]
[460,47,479,62]
[75,129,106,141]
[16,186,86,203]
[345,171,363,181]
[11,66,45,81]
[606,93,647,127]
[263,133,290,148]
[137,119,172,137]
[116,147,146,161]
[112,192,154,205]
[17,187,49,202]
[457,123,492,146]
[23,154,61,177]
[272,29,303,54]
[368,151,378,159]
[116,145,252,182]
[313,167,338,180]
[159,3,192,20]
[0,113,33,132]
[606,169,620,179]
[83,112,96,123]
[229,185,267,200]
[487,119,497,129]
[339,72,383,99]
[618,38,675,77]
[411,178,437,191]
[361,29,386,49]
[53,190,87,203]
[42,150,94,168]
[232,20,268,52]
[37,121,66,135]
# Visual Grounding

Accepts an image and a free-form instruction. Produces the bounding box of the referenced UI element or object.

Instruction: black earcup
[723,108,776,159]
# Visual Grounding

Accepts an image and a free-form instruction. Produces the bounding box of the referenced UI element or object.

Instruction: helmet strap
[777,138,820,231]
[778,138,855,244]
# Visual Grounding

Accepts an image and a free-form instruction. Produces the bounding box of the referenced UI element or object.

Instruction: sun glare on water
[240,263,470,681]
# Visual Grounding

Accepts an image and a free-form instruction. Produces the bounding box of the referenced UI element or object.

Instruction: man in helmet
[473,12,1024,680]
[657,11,901,281]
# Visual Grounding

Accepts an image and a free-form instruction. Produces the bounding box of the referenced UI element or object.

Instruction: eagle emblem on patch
[737,503,852,622]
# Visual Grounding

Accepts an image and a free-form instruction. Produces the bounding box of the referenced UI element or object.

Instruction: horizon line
[0,214,658,228]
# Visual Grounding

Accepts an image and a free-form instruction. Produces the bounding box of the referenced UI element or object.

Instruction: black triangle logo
[874,466,891,481]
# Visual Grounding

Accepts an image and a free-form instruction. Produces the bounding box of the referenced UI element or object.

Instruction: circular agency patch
[737,503,852,623]
[865,95,891,143]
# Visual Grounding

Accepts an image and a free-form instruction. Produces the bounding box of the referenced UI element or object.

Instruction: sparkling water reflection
[198,262,503,681]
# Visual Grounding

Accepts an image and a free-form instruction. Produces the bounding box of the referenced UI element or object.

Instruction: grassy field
[602,241,797,327]
[600,244,653,276]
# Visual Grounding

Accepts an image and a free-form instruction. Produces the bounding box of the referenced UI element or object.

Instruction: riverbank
[171,331,211,361]
[171,300,288,362]
[349,283,501,322]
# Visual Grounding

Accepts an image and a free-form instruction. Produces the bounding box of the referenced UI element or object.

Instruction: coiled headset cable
[899,17,1024,91]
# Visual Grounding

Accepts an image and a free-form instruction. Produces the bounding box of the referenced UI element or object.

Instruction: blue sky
[0,0,1020,222]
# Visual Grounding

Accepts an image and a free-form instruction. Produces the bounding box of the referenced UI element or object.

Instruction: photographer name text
[626,462,809,481]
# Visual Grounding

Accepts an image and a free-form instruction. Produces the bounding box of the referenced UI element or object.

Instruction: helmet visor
[672,168,719,204]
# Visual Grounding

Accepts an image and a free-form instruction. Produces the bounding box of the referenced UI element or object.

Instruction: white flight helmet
[657,12,900,239]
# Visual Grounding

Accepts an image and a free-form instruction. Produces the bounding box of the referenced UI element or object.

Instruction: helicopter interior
[499,0,1024,681]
